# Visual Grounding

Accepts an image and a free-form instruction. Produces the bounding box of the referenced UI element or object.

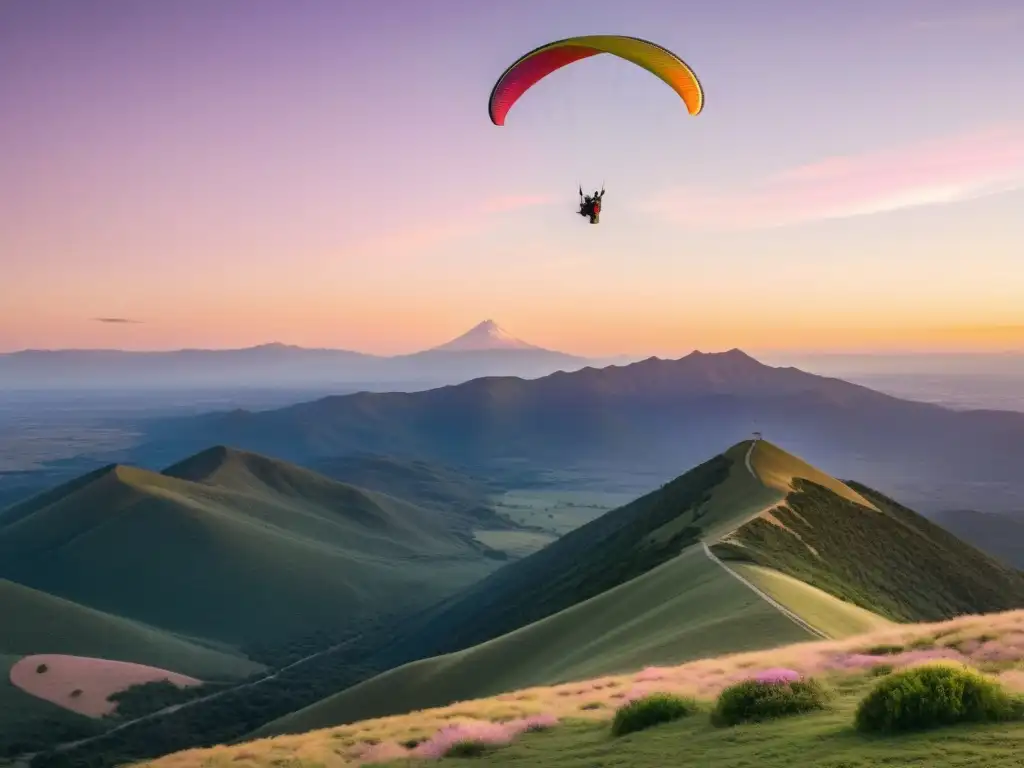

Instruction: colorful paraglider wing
[488,35,703,126]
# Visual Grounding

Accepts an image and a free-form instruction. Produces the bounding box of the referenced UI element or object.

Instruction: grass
[252,544,812,738]
[135,610,1024,768]
[713,479,1024,623]
[728,564,893,638]
[0,579,261,680]
[0,447,503,648]
[369,445,777,671]
[256,439,1021,738]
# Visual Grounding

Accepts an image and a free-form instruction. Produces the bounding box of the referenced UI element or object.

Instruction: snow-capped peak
[430,320,541,352]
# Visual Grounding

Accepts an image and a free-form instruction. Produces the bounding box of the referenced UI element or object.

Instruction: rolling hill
[0,447,507,649]
[256,439,1024,738]
[131,350,1024,514]
[0,579,260,755]
[0,579,260,679]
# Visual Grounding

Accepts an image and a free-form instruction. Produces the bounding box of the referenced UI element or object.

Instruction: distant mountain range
[129,349,1024,514]
[0,320,612,390]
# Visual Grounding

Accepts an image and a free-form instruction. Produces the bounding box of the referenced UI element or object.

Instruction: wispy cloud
[639,125,1024,230]
[93,317,143,324]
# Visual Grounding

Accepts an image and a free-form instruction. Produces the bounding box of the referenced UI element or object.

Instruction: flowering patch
[751,667,802,684]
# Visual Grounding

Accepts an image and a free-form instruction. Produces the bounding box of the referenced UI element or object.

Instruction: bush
[611,693,700,736]
[443,739,493,758]
[855,662,1024,733]
[712,678,830,726]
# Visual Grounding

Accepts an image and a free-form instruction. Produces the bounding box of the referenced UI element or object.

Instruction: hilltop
[131,350,1024,514]
[255,439,1024,738]
[0,447,507,649]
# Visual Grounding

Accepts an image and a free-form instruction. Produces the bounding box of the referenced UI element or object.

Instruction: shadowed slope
[0,448,503,647]
[0,579,260,679]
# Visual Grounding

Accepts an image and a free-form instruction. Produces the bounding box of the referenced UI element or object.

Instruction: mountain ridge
[0,320,592,389]
[126,348,1024,513]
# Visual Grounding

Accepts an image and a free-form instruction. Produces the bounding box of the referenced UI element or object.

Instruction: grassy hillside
[1,654,103,755]
[0,447,504,648]
[0,579,261,679]
[25,439,1020,767]
[257,439,1023,738]
[712,465,1024,622]
[136,610,1024,768]
[250,442,807,736]
[376,446,767,662]
[256,545,813,738]
[728,565,894,638]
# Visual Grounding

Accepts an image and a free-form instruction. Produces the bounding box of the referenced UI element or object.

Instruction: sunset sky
[2,0,1023,356]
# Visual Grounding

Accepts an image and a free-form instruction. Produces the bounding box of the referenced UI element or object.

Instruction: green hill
[0,447,505,648]
[0,579,261,678]
[256,439,1024,738]
[711,442,1024,623]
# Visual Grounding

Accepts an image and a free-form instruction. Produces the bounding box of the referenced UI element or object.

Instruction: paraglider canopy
[488,35,704,126]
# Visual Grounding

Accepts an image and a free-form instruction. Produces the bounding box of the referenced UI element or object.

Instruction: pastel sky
[2,0,1023,356]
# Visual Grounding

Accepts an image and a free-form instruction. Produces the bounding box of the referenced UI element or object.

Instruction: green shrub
[712,678,830,726]
[444,740,493,757]
[611,693,700,736]
[855,662,1024,733]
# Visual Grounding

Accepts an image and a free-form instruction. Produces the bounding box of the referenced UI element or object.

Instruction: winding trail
[699,437,830,641]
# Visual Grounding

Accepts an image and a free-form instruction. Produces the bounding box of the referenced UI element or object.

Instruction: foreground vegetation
[128,609,1024,768]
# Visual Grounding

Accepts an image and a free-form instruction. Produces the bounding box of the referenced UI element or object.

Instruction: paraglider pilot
[578,186,604,224]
